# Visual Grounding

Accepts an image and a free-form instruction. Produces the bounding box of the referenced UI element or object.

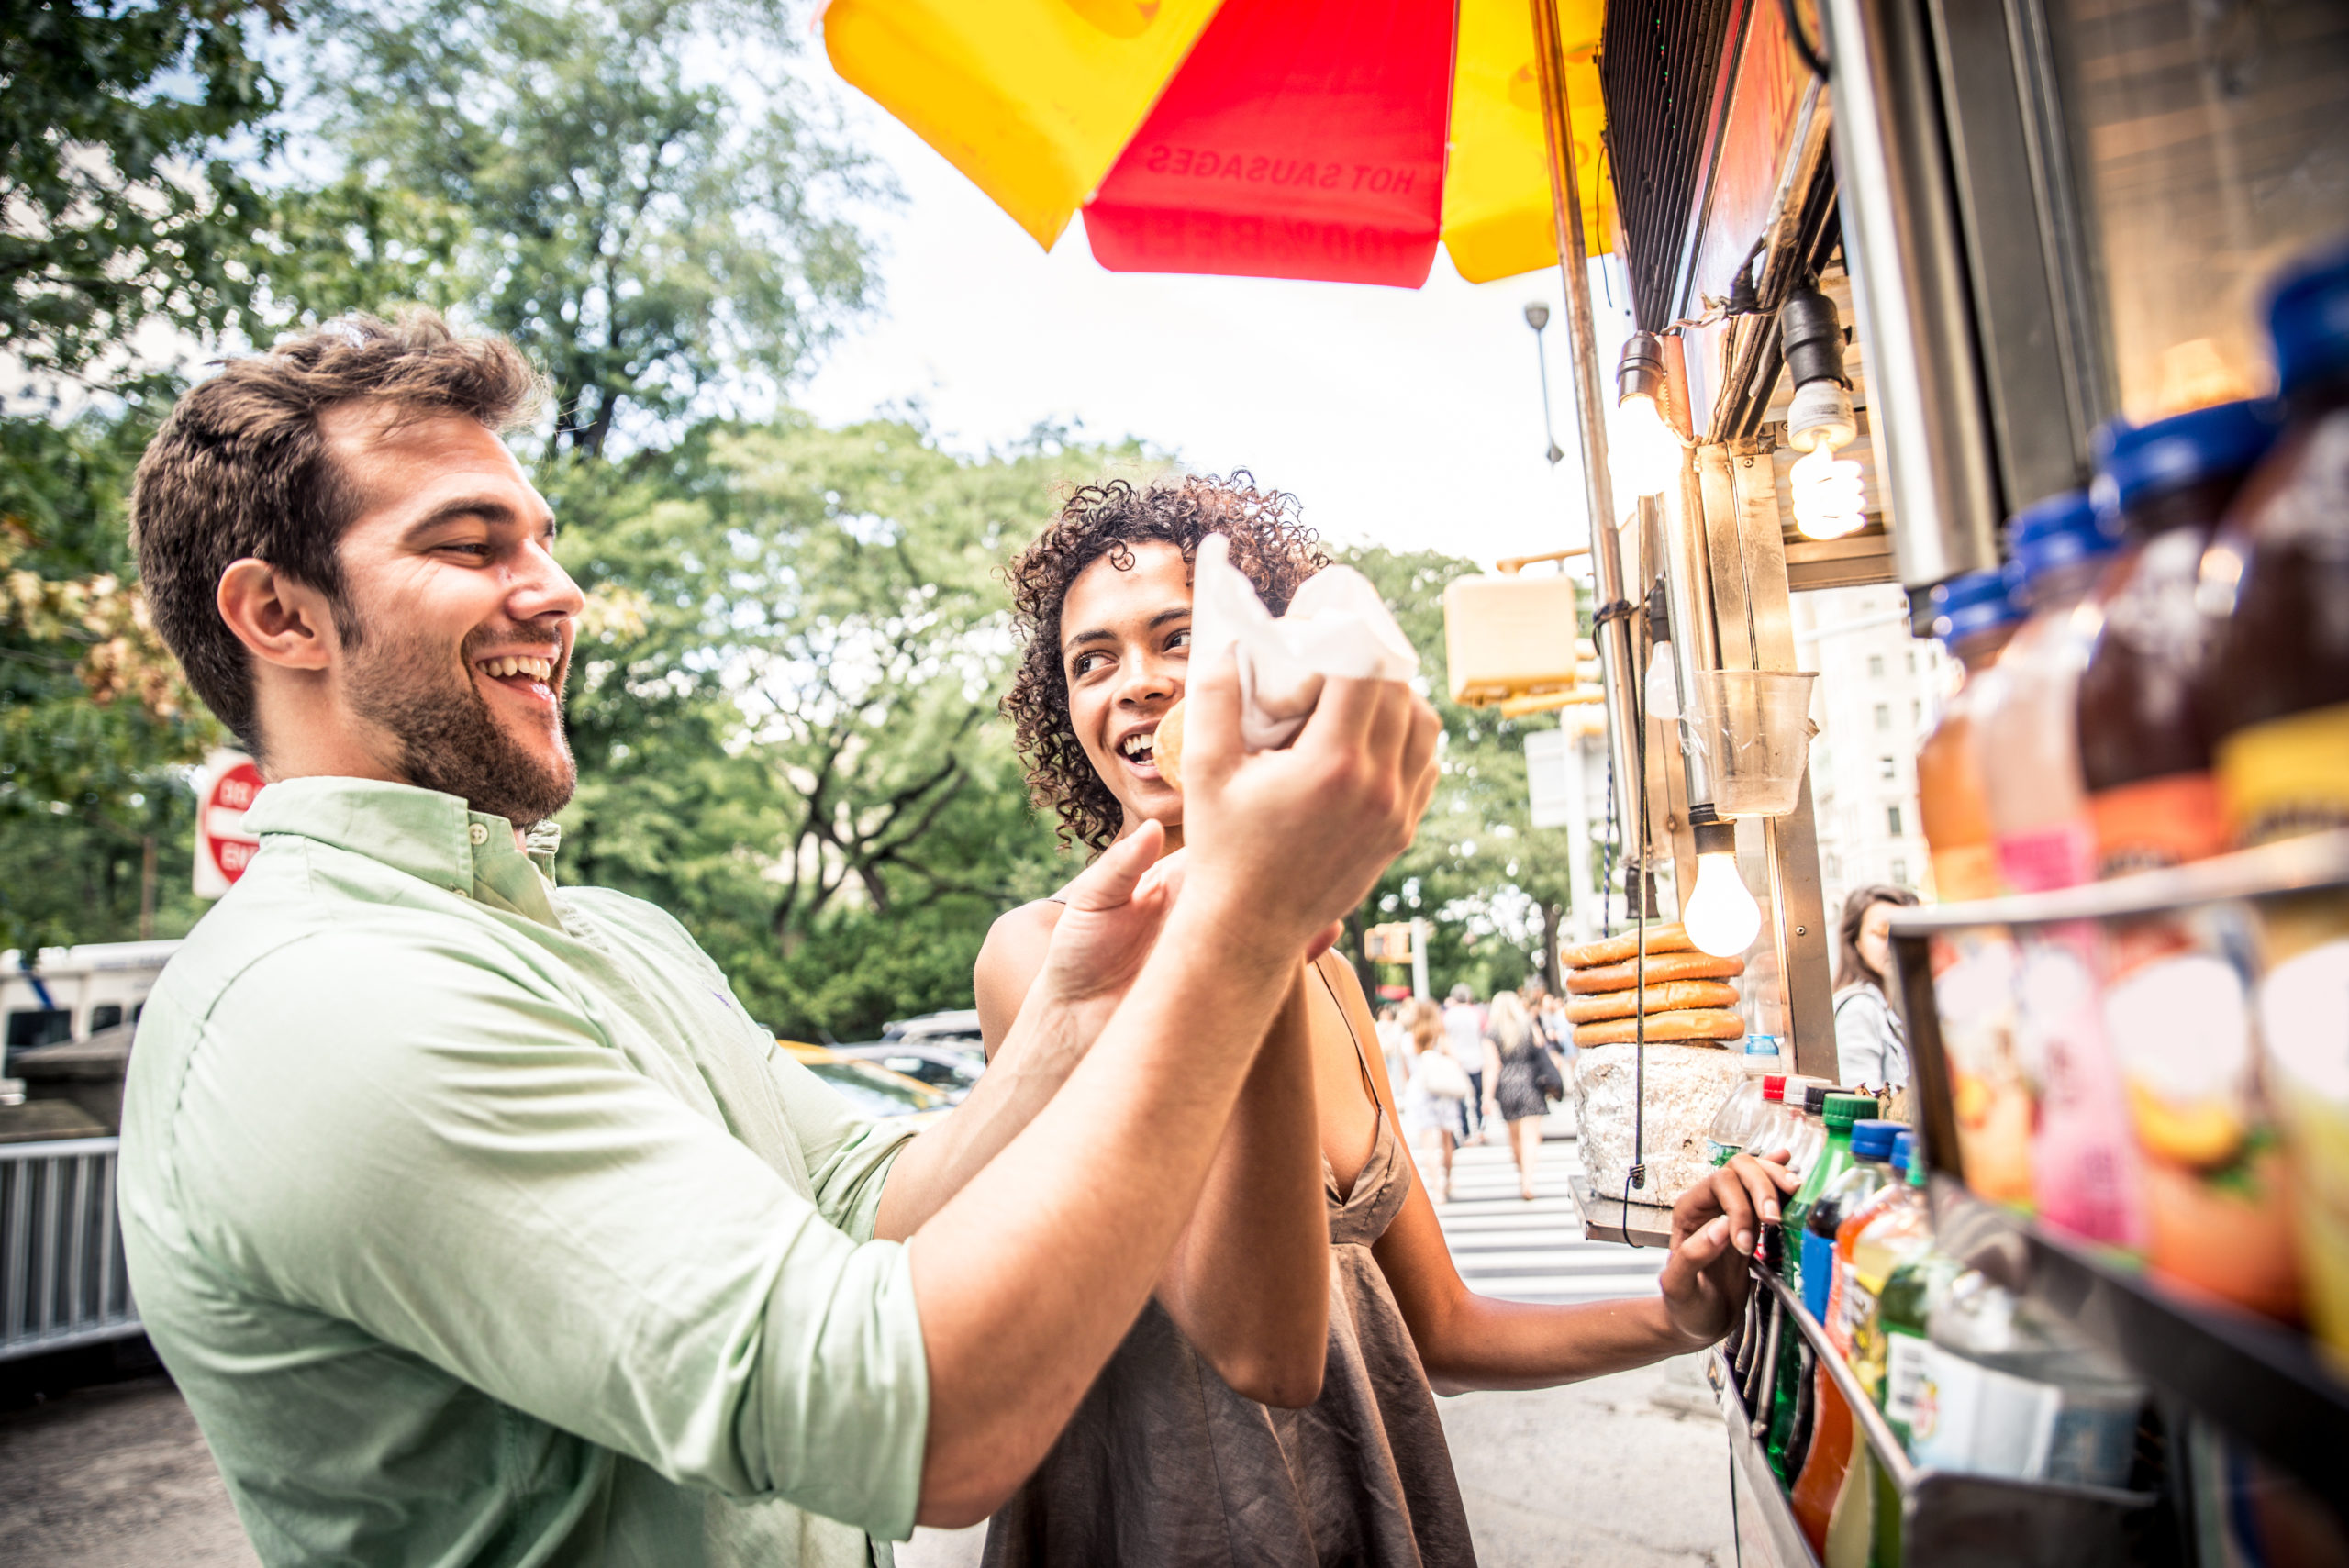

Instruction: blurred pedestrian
[1441,984,1487,1141]
[1399,998,1469,1201]
[1834,884,1921,1091]
[1374,1002,1410,1093]
[1482,991,1565,1201]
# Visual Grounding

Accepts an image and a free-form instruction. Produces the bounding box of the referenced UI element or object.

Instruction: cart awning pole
[1530,0,1644,900]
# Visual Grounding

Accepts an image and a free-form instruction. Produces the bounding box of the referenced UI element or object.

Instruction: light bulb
[1684,850,1762,957]
[1790,440,1866,540]
[1611,392,1685,498]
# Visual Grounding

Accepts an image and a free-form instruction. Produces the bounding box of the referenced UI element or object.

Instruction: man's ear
[217,559,335,672]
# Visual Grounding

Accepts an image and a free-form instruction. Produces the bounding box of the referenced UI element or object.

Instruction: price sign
[193,749,264,899]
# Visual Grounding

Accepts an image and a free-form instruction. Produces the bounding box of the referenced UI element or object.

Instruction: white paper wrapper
[1573,1041,1749,1208]
[1189,533,1419,751]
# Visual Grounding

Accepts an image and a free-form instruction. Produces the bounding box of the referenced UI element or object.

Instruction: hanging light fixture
[1682,813,1762,957]
[1781,287,1867,540]
[1612,330,1686,498]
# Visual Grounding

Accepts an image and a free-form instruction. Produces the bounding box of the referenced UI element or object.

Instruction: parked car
[777,1041,951,1129]
[881,1009,982,1046]
[829,1042,985,1102]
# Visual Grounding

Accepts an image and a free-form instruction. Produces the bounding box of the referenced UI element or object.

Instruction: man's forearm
[871,991,1103,1242]
[906,895,1299,1526]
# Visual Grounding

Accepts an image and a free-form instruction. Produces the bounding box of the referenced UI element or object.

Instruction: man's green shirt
[119,779,930,1567]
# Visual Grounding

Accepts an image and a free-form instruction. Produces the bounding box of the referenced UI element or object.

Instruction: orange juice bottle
[1918,569,2022,903]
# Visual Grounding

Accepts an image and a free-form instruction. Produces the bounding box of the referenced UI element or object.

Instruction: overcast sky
[796,83,1639,575]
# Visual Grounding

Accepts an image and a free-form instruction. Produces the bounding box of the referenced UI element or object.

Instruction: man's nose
[510,534,585,624]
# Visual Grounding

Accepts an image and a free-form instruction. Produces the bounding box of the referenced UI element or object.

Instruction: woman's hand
[1031,822,1186,1039]
[1654,1152,1805,1346]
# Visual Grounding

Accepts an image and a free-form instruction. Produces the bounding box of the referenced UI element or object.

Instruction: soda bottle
[1981,491,2122,895]
[2076,399,2278,876]
[1919,570,2024,902]
[1876,1247,1961,1451]
[1767,1093,1878,1478]
[2198,247,2349,846]
[1839,1132,1932,1383]
[1704,1040,1787,1166]
[1804,1118,1899,1324]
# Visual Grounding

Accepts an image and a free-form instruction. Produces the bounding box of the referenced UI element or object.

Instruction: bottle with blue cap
[2199,242,2349,848]
[1979,490,2122,893]
[2074,398,2280,876]
[1919,568,2024,901]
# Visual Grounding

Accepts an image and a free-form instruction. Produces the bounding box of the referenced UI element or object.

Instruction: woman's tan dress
[980,963,1477,1568]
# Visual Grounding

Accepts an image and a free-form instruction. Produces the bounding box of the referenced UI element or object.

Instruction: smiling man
[117,312,1451,1567]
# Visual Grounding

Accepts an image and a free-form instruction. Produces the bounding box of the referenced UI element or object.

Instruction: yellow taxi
[779,1040,952,1131]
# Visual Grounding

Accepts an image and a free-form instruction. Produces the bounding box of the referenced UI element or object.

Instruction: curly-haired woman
[974,474,1797,1568]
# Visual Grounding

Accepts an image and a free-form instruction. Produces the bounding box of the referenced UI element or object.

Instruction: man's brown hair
[130,309,544,751]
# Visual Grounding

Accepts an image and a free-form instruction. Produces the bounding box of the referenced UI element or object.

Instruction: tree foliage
[0,0,285,384]
[290,0,884,456]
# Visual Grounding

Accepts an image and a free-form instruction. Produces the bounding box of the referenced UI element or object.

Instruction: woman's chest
[1305,972,1383,1200]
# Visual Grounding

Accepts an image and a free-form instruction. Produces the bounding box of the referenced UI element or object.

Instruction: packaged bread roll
[1560,924,1695,969]
[1566,951,1747,995]
[1574,1009,1746,1047]
[1564,979,1742,1023]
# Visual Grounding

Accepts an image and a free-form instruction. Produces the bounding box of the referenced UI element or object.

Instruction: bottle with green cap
[1765,1091,1880,1477]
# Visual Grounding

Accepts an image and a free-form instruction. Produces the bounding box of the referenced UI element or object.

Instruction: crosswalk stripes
[1417,1116,1669,1307]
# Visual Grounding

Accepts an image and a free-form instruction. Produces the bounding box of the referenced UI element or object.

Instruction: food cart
[821,0,2349,1560]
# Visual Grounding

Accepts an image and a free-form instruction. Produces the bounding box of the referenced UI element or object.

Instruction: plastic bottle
[1766,1093,1879,1478]
[2207,250,2349,1361]
[1980,490,2123,895]
[1739,1073,1794,1165]
[1830,1130,1929,1364]
[1909,1271,2145,1487]
[1705,1041,1788,1166]
[1918,569,2024,903]
[1788,1354,1856,1557]
[2198,247,2349,848]
[1804,1118,1899,1324]
[1785,1081,1832,1178]
[1839,1134,1932,1377]
[1876,1244,1961,1451]
[2076,399,2279,877]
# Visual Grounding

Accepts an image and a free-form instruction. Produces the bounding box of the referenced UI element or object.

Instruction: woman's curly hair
[1005,473,1328,851]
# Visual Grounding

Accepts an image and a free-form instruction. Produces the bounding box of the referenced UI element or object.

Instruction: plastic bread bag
[1156,535,1420,787]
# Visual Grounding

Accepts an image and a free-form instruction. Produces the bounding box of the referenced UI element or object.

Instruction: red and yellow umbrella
[820,0,1612,289]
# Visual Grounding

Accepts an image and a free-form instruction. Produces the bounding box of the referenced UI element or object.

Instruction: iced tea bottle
[1980,492,2122,894]
[2199,248,2349,844]
[1919,570,2023,902]
[2076,399,2279,875]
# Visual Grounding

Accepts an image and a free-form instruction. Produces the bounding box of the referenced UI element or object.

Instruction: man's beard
[341,617,577,828]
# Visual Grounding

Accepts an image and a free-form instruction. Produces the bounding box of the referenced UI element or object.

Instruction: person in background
[1374,1001,1410,1094]
[1480,990,1558,1201]
[1399,997,1467,1202]
[1833,884,1922,1091]
[1441,983,1487,1140]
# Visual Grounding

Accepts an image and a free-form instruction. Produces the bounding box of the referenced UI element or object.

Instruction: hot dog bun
[1574,1008,1746,1047]
[1155,699,1186,793]
[1564,979,1742,1022]
[1566,951,1747,994]
[1559,923,1694,969]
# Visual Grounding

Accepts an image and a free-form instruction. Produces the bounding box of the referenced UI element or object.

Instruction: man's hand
[1176,652,1441,965]
[1655,1151,1805,1346]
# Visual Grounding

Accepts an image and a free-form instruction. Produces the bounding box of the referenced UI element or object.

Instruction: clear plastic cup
[1690,670,1820,817]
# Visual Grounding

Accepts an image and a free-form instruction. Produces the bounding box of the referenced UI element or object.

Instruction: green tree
[551,416,1150,1039]
[294,0,884,456]
[1,0,285,385]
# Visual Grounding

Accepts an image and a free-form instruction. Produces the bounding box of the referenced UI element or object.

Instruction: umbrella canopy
[822,0,1613,289]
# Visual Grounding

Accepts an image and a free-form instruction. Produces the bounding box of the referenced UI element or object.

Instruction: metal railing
[1,1136,139,1361]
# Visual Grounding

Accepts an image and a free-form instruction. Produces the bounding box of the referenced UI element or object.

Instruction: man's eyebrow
[400,497,559,541]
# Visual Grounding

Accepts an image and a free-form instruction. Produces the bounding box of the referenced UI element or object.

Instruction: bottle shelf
[1742,1268,2161,1568]
[1709,1340,1824,1568]
[1926,1179,2349,1518]
[1881,829,2349,934]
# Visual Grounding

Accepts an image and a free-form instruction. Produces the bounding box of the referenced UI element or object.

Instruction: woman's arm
[1481,1034,1505,1122]
[978,887,1330,1407]
[1332,968,1798,1392]
[1833,990,1888,1089]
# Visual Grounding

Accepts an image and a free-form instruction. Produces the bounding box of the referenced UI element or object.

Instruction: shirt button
[468,823,489,846]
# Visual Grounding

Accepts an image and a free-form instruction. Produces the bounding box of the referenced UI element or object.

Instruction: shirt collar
[241,776,564,927]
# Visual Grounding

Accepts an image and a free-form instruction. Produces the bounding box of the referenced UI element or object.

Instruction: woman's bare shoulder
[975,899,1065,1053]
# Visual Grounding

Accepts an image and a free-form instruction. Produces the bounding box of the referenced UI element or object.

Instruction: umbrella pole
[1528,3,1644,916]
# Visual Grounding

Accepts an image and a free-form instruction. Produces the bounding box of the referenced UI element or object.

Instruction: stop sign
[193,750,265,899]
